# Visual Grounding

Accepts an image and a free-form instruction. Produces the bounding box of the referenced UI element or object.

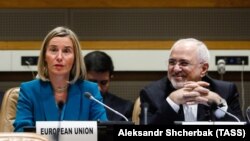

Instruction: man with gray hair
[140,38,244,124]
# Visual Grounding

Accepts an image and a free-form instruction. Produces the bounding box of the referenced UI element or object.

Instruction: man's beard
[170,78,186,89]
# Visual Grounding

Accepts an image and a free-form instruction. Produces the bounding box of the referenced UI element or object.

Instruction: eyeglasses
[168,59,193,67]
[168,59,205,68]
[88,79,109,86]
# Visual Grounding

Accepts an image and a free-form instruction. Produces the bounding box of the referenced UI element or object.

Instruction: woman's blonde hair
[37,26,86,83]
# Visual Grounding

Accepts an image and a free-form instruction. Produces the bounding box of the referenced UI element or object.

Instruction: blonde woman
[14,26,107,132]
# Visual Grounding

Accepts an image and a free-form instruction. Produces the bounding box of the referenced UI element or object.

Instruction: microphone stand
[143,103,149,125]
[84,92,129,122]
[209,102,217,121]
[217,107,241,122]
[54,101,64,141]
[208,101,241,122]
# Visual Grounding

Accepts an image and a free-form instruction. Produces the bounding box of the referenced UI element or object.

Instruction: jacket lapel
[63,84,81,120]
[41,82,59,120]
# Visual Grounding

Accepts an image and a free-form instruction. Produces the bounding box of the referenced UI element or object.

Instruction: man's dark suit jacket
[140,76,244,124]
[103,92,134,121]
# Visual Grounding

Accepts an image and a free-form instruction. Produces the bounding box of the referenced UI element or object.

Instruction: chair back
[0,87,20,132]
[246,106,250,123]
[0,133,48,141]
[132,97,141,125]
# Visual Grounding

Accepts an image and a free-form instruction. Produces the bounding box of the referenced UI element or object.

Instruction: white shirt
[183,104,197,121]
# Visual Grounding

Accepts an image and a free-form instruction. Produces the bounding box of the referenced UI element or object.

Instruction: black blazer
[140,76,244,124]
[103,92,134,121]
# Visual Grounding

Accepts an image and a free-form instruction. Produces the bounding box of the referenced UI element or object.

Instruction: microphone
[55,101,64,141]
[240,60,245,119]
[143,103,149,125]
[217,59,226,80]
[58,101,64,120]
[84,92,129,121]
[208,101,241,122]
[25,61,35,79]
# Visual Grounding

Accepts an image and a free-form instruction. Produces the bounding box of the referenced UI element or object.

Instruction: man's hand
[168,81,222,105]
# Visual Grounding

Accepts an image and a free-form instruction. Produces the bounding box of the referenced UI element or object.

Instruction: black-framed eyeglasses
[88,79,109,86]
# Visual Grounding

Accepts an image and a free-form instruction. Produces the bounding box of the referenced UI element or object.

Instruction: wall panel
[0,8,249,50]
[0,0,250,8]
[0,9,68,40]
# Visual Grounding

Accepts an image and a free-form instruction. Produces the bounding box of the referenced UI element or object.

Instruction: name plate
[176,121,246,125]
[36,121,97,141]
